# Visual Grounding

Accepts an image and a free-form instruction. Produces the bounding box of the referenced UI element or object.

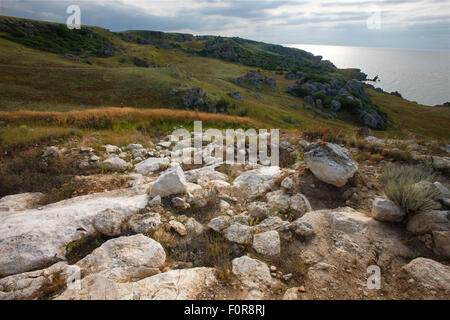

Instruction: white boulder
[135,158,170,175]
[303,142,358,187]
[149,164,188,198]
[233,166,281,195]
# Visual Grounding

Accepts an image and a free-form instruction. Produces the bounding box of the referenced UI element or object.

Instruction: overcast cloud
[0,0,448,49]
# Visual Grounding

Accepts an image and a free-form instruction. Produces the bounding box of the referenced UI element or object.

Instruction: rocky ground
[0,129,449,300]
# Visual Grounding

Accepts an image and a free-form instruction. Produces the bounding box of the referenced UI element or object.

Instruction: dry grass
[0,107,262,129]
[381,164,441,215]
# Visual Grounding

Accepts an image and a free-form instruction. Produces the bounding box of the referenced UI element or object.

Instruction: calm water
[286,44,450,106]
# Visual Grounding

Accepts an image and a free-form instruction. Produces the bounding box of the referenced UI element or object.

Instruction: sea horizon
[285,43,450,106]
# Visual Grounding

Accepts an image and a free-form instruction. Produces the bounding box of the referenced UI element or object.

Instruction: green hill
[0,15,449,140]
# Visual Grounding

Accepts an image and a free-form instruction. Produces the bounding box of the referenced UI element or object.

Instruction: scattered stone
[148,195,162,207]
[207,216,230,232]
[219,200,231,211]
[402,258,450,291]
[103,144,121,153]
[185,217,204,236]
[233,166,281,196]
[224,223,253,244]
[169,220,187,236]
[406,210,450,234]
[172,197,190,210]
[149,164,188,198]
[76,234,166,279]
[135,158,170,175]
[232,256,274,290]
[290,219,315,239]
[126,144,143,151]
[93,208,128,236]
[371,197,406,222]
[432,231,450,257]
[248,202,272,220]
[252,230,281,257]
[102,156,131,172]
[128,212,162,234]
[281,177,295,190]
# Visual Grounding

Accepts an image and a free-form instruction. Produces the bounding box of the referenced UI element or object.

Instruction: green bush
[290,87,311,98]
[381,165,441,215]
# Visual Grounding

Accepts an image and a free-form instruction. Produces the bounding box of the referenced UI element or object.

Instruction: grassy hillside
[0,15,449,142]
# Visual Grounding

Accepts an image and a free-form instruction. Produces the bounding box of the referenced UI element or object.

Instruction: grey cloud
[0,0,448,49]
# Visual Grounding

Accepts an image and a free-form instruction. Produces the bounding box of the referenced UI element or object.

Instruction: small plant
[39,271,67,300]
[151,228,176,248]
[380,164,441,215]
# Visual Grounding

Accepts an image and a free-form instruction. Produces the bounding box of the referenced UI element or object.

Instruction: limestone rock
[76,234,165,280]
[252,230,280,257]
[208,216,230,232]
[232,256,274,290]
[169,220,187,236]
[224,223,252,244]
[0,189,148,277]
[185,217,204,236]
[303,142,358,187]
[102,156,131,172]
[149,164,188,198]
[233,166,281,196]
[402,258,450,291]
[55,267,217,300]
[93,208,128,236]
[0,192,44,214]
[135,158,170,175]
[127,212,162,234]
[407,210,450,234]
[371,198,406,222]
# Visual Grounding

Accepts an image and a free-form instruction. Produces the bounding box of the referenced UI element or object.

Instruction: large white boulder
[303,142,358,187]
[149,164,188,198]
[76,234,165,281]
[233,166,281,195]
[135,158,170,175]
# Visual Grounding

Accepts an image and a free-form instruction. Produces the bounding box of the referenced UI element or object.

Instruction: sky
[0,0,449,50]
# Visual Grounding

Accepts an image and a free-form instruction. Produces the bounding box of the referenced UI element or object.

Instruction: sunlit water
[286,44,450,106]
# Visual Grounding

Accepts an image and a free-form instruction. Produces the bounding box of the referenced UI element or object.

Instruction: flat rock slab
[0,189,148,277]
[55,267,217,300]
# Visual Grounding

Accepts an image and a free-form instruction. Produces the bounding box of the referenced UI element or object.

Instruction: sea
[285,44,450,106]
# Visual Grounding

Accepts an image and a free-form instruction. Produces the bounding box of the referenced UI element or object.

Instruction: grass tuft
[380,164,441,215]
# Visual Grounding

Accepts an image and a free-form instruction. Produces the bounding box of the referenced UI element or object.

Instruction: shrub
[380,165,441,215]
[290,86,311,98]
